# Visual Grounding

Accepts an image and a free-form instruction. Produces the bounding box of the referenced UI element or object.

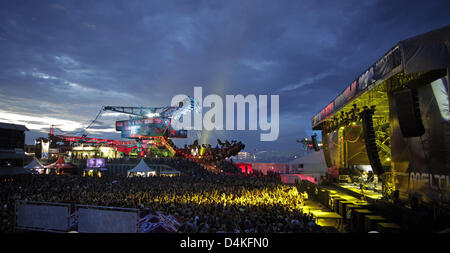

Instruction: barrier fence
[15,200,182,233]
[75,205,139,233]
[15,201,71,232]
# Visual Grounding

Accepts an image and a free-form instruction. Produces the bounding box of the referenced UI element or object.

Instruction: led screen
[116,118,187,138]
[86,158,106,168]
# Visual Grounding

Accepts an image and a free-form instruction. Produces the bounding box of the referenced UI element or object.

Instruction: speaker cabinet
[393,88,425,138]
[360,108,384,175]
[311,134,320,151]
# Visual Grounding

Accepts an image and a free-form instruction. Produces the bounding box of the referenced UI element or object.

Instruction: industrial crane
[102,96,198,157]
[46,96,245,161]
[102,96,196,120]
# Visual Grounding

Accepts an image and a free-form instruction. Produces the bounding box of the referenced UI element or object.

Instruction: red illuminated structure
[50,131,176,157]
[45,156,75,175]
[46,97,244,160]
[235,163,253,175]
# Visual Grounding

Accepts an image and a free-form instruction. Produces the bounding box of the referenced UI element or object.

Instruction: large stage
[334,183,383,202]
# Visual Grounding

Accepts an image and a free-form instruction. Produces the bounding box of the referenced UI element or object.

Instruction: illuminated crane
[103,96,197,120]
[102,97,198,156]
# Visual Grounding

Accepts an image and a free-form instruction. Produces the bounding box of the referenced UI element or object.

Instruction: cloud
[0,110,83,132]
[18,68,143,106]
[0,109,118,137]
[101,112,128,117]
[242,59,277,72]
[29,70,58,80]
[277,72,331,93]
[50,3,66,12]
[54,55,80,68]
[83,22,97,30]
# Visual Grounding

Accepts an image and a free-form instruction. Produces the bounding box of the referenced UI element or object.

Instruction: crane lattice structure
[101,97,198,156]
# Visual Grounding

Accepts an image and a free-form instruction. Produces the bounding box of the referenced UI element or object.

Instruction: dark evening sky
[1,0,449,152]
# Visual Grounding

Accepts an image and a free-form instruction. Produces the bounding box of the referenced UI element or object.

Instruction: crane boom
[103,96,196,119]
[102,106,170,118]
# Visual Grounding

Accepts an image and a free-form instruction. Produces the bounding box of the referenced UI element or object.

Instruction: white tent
[25,157,44,169]
[24,157,45,173]
[287,149,328,175]
[127,159,156,177]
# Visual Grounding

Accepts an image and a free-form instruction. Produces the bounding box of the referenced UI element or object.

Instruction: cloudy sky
[1,0,449,152]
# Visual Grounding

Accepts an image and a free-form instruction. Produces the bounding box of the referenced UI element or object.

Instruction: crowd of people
[1,158,329,233]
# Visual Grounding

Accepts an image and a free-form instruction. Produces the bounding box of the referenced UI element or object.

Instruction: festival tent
[45,156,75,175]
[24,157,44,169]
[127,159,156,177]
[288,150,328,175]
[24,157,45,174]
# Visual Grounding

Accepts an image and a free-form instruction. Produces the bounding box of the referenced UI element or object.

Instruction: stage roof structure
[312,25,450,130]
